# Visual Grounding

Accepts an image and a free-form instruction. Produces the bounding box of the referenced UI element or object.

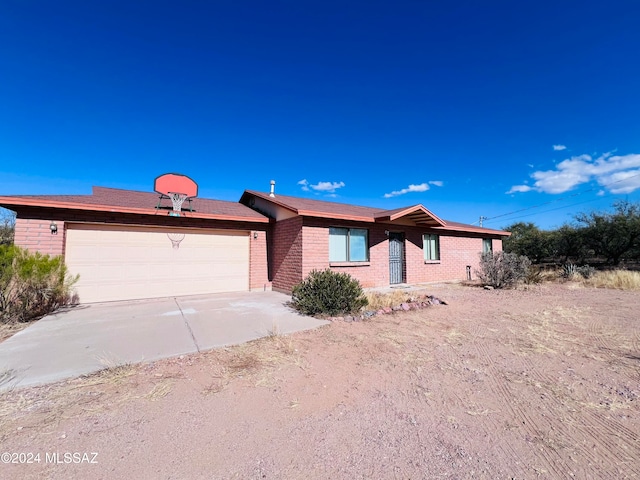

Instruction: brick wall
[14,218,66,256]
[291,218,505,291]
[300,219,390,288]
[249,229,271,291]
[404,230,495,284]
[270,216,303,292]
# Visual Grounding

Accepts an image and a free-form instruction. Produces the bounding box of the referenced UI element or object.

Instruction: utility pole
[479,216,487,227]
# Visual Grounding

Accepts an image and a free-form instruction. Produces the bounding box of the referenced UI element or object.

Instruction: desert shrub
[576,264,596,279]
[523,265,544,285]
[0,245,78,324]
[561,263,579,279]
[561,263,596,280]
[476,251,531,289]
[291,269,368,316]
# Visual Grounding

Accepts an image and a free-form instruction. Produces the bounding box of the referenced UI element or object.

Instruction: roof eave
[432,224,511,236]
[0,197,270,224]
[296,209,375,223]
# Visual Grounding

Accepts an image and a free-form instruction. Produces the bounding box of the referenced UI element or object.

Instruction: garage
[65,224,250,303]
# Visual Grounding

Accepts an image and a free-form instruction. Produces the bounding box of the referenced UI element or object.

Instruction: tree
[574,201,640,265]
[502,222,552,263]
[549,224,588,264]
[0,209,15,246]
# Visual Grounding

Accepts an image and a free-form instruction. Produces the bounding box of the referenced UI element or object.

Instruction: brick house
[0,184,509,302]
[239,190,509,293]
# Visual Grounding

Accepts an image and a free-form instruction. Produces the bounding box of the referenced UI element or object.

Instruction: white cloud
[383,183,430,198]
[297,179,310,191]
[508,153,640,195]
[309,181,345,193]
[506,185,533,194]
[299,179,346,194]
[428,180,444,187]
[553,144,567,151]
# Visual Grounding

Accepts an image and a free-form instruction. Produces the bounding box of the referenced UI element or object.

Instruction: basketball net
[167,232,185,249]
[169,192,188,213]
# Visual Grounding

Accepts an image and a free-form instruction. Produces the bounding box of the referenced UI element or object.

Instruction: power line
[474,171,640,226]
[482,195,612,227]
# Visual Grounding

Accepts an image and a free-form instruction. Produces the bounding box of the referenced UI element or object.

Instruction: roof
[0,186,269,223]
[241,190,509,236]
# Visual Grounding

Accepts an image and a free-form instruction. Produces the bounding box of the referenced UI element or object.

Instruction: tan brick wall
[295,218,505,290]
[404,231,494,284]
[14,218,66,256]
[249,229,271,290]
[271,216,303,292]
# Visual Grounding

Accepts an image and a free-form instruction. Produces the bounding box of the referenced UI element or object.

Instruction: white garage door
[65,224,250,303]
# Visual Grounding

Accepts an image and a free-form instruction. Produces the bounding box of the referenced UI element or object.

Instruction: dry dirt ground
[1,283,639,479]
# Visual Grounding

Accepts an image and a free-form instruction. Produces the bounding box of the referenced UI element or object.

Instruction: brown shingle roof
[1,187,268,222]
[243,190,382,221]
[242,190,509,236]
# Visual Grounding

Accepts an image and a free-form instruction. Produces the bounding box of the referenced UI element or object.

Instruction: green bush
[291,269,368,316]
[0,245,79,324]
[476,251,531,289]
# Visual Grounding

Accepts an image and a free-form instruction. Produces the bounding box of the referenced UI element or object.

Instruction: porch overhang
[374,204,447,227]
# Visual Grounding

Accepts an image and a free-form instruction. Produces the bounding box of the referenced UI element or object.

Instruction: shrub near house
[291,269,368,316]
[0,245,78,324]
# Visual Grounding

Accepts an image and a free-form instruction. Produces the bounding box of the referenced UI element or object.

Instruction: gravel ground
[1,282,639,479]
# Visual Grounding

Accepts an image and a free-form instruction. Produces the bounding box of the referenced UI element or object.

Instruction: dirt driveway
[1,283,639,479]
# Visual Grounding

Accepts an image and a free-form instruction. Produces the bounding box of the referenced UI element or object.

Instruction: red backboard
[154,173,198,198]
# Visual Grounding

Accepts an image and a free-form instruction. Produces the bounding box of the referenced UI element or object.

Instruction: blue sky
[2,1,640,230]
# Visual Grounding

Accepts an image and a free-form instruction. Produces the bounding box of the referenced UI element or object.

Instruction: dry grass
[365,290,415,309]
[0,361,145,442]
[201,333,306,394]
[78,362,137,387]
[582,270,640,290]
[0,322,32,343]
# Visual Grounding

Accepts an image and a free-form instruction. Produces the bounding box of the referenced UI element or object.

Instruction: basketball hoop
[169,192,188,216]
[167,232,185,249]
[154,174,199,217]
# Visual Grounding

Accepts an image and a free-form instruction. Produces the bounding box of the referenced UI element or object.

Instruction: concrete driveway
[0,291,328,391]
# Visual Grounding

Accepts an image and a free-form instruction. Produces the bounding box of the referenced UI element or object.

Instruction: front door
[389,232,405,284]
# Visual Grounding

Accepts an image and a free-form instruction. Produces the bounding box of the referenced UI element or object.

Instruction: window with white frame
[423,234,440,261]
[483,238,493,253]
[329,228,369,262]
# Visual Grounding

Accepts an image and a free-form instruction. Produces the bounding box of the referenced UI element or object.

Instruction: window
[483,238,493,253]
[329,228,369,262]
[423,234,440,261]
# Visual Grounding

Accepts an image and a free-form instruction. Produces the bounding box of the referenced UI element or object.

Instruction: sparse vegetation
[561,263,597,280]
[291,269,368,316]
[476,251,531,288]
[581,270,640,290]
[561,263,579,279]
[365,290,413,309]
[0,245,78,324]
[523,265,544,284]
[0,209,15,246]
